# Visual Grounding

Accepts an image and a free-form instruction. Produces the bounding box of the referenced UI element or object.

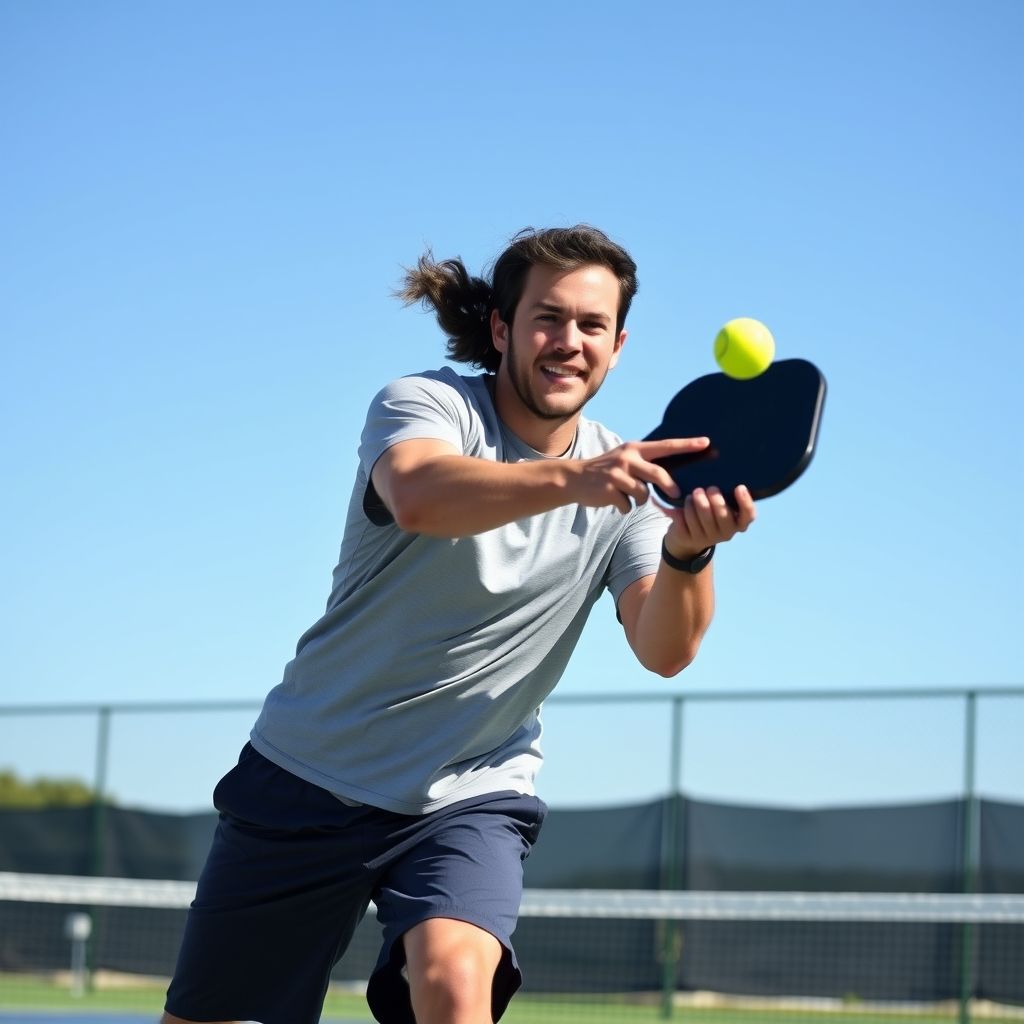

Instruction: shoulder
[359,369,496,465]
[374,366,481,400]
[370,368,489,417]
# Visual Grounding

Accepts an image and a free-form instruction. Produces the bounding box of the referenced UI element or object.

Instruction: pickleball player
[161,225,755,1024]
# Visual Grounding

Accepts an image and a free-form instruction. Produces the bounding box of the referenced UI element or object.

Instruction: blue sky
[1,0,1021,814]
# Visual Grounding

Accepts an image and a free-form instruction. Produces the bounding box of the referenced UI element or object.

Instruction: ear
[490,308,510,354]
[608,329,628,370]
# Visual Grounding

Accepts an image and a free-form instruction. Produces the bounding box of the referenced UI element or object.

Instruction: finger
[613,466,656,508]
[674,493,709,548]
[706,486,736,536]
[629,438,711,501]
[619,454,686,501]
[687,488,720,541]
[648,486,678,512]
[613,490,634,514]
[635,437,710,461]
[733,484,757,530]
[663,502,699,545]
[611,472,647,514]
[643,466,681,501]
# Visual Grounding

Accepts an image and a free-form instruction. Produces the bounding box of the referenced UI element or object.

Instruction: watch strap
[661,539,715,574]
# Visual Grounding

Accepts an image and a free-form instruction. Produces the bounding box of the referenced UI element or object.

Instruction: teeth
[543,366,579,377]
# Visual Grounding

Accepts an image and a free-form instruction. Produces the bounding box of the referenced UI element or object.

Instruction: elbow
[385,478,439,535]
[390,495,462,538]
[644,642,701,679]
[389,497,427,534]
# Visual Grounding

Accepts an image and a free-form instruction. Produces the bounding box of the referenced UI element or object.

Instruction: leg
[163,744,379,1024]
[404,918,504,1024]
[366,792,547,1023]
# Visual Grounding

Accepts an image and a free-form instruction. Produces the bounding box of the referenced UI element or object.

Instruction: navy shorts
[164,744,547,1024]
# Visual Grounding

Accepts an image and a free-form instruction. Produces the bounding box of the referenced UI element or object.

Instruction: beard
[504,336,603,422]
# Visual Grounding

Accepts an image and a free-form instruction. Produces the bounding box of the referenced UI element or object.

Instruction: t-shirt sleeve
[357,373,474,526]
[358,373,472,475]
[605,499,669,607]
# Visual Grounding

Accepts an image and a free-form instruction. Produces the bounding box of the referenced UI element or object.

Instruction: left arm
[618,485,756,676]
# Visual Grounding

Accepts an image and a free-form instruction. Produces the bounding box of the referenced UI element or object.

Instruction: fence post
[86,705,111,990]
[90,706,111,876]
[660,697,685,1019]
[958,691,978,1024]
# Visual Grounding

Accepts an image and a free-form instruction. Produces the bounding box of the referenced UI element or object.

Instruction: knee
[406,924,502,1024]
[415,945,493,1016]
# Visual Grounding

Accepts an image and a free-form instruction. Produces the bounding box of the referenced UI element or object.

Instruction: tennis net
[1,871,1022,1022]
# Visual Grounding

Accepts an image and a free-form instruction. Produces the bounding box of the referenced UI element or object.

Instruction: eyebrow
[530,301,611,324]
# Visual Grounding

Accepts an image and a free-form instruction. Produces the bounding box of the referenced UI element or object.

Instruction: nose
[553,320,583,352]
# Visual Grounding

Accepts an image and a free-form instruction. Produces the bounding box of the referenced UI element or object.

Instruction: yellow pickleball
[714,318,775,379]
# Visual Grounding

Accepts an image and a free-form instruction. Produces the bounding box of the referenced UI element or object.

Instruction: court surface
[0,1016,367,1024]
[0,1017,161,1024]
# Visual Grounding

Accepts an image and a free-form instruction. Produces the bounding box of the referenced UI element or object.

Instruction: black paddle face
[644,358,826,507]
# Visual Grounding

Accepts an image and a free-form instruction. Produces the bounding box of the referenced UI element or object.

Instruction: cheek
[516,330,550,357]
[587,341,617,371]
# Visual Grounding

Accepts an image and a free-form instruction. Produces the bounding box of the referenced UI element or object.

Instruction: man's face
[492,263,627,427]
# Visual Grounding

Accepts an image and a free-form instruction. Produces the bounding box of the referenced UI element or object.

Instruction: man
[162,225,755,1024]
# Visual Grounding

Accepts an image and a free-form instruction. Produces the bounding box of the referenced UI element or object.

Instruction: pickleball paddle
[644,358,826,508]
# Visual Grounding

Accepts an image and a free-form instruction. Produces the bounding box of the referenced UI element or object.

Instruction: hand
[662,485,756,559]
[570,438,711,514]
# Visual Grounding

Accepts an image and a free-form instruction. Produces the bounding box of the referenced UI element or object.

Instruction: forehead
[520,263,620,316]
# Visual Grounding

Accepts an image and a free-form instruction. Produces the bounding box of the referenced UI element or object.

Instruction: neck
[489,374,579,457]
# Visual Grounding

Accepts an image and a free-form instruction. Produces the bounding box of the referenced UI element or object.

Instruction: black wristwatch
[661,539,715,574]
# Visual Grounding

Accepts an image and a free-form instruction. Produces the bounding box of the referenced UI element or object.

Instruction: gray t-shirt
[250,368,668,814]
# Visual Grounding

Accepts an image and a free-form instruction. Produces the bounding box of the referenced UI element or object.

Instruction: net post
[958,691,979,1024]
[659,696,685,1019]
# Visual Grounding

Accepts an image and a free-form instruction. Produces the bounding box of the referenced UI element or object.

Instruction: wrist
[661,538,715,574]
[662,533,707,562]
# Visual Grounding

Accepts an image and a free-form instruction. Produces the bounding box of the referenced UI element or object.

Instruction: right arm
[371,436,710,537]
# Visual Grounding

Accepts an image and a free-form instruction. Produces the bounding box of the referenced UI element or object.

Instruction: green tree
[0,768,104,808]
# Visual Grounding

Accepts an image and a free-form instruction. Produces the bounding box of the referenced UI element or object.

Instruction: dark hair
[396,225,638,373]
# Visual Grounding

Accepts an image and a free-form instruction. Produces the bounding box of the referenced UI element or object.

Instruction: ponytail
[396,252,499,372]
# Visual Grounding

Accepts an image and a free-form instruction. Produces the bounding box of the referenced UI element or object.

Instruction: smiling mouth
[540,364,584,383]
